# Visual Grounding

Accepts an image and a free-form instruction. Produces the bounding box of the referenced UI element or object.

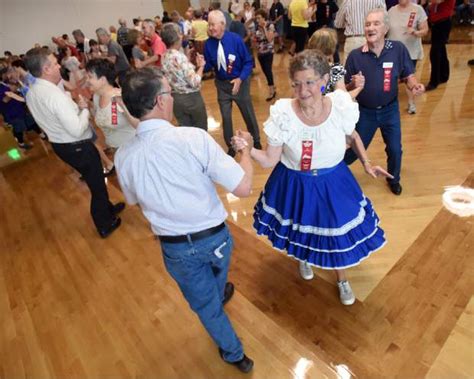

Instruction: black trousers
[291,26,308,53]
[215,77,261,148]
[257,53,274,86]
[429,18,452,87]
[51,140,115,231]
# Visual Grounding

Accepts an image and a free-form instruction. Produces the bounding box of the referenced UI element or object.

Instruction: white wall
[1,0,164,55]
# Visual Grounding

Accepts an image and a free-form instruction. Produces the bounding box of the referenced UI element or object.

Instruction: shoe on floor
[222,282,234,306]
[298,261,314,280]
[18,142,33,150]
[253,141,262,150]
[388,182,402,195]
[425,83,437,91]
[337,280,355,305]
[266,92,276,102]
[98,217,121,238]
[227,147,236,157]
[112,202,125,215]
[218,348,254,373]
[104,165,115,177]
[407,103,416,115]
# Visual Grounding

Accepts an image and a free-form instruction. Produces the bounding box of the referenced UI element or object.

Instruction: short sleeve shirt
[132,46,145,61]
[115,119,245,236]
[107,40,130,72]
[345,40,414,108]
[388,4,428,60]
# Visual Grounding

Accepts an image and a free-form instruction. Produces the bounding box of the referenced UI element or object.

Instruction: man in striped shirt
[335,0,386,61]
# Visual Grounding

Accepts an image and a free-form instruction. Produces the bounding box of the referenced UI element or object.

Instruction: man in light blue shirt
[115,67,255,373]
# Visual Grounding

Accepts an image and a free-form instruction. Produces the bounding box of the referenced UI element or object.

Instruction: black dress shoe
[425,83,438,91]
[104,166,116,177]
[112,202,125,215]
[253,141,262,150]
[218,348,254,373]
[265,92,276,102]
[227,148,236,157]
[388,182,402,195]
[222,282,234,306]
[98,217,122,238]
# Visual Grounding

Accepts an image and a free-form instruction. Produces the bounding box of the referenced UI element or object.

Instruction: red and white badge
[300,140,313,171]
[383,62,393,92]
[407,11,416,28]
[111,100,118,126]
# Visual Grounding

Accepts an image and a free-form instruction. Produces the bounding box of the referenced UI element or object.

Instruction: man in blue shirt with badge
[344,8,425,195]
[204,10,262,156]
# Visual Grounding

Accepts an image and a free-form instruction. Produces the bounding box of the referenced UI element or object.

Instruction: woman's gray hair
[289,50,330,80]
[366,7,390,29]
[95,27,110,37]
[161,23,181,48]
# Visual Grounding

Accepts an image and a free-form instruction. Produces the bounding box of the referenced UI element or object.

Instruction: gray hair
[366,7,390,28]
[95,27,110,37]
[142,18,155,28]
[208,10,226,25]
[118,17,127,26]
[72,29,84,38]
[24,47,50,78]
[289,49,330,80]
[161,23,181,48]
[121,68,165,119]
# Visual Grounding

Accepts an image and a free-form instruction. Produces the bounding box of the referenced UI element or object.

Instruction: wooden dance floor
[0,41,473,378]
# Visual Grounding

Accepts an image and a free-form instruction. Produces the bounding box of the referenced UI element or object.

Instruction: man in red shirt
[426,0,456,90]
[142,19,167,67]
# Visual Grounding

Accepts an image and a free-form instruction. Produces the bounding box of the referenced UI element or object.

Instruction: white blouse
[263,89,359,170]
[93,94,136,148]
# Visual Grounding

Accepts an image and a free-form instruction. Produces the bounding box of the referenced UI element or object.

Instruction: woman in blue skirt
[232,50,392,305]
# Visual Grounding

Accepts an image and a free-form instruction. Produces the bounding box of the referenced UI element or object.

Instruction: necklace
[300,101,323,121]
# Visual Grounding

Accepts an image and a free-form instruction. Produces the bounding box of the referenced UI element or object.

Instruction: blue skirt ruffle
[253,162,386,269]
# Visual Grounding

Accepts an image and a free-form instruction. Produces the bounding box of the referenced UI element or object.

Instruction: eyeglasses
[152,90,172,107]
[290,78,321,89]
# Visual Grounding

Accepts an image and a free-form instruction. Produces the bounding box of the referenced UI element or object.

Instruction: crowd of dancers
[0,0,461,373]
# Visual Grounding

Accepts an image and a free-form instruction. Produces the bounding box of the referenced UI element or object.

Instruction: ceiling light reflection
[293,357,314,379]
[207,116,221,131]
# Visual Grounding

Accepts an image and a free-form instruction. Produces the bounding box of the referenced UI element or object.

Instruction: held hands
[230,78,242,95]
[77,94,88,110]
[405,27,417,36]
[410,83,425,96]
[352,71,365,89]
[363,161,394,180]
[196,53,206,68]
[231,130,253,153]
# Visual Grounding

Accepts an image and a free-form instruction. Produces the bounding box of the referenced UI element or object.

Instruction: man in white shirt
[24,47,124,238]
[115,68,254,373]
[335,0,386,61]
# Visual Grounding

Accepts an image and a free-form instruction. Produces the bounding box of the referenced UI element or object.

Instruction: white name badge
[383,62,394,69]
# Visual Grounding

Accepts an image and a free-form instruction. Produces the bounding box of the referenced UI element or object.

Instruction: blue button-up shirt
[345,40,414,109]
[204,31,254,81]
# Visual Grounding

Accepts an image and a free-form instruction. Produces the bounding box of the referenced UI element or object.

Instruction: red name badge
[383,62,393,92]
[300,140,313,171]
[111,101,118,126]
[407,12,416,28]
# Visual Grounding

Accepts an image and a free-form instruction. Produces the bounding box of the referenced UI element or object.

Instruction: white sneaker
[408,103,416,115]
[337,280,355,305]
[298,261,314,280]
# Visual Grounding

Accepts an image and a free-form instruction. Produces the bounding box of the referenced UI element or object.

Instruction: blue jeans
[344,101,402,184]
[160,225,244,362]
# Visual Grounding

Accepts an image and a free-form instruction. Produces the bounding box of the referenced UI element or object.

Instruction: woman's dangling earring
[320,85,326,94]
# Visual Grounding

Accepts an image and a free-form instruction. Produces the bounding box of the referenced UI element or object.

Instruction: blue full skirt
[253,161,386,269]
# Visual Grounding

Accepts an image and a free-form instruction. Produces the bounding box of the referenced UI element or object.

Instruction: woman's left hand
[364,162,394,179]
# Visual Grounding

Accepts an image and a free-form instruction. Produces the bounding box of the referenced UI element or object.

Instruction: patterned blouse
[255,22,275,55]
[324,63,346,95]
[161,49,202,94]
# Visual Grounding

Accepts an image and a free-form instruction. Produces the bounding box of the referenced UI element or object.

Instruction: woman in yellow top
[288,0,314,53]
[191,9,209,56]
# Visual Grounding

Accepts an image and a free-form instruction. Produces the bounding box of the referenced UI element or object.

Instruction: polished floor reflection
[0,41,473,378]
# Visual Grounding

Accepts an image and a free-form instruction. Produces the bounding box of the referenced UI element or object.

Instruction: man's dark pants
[344,101,402,184]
